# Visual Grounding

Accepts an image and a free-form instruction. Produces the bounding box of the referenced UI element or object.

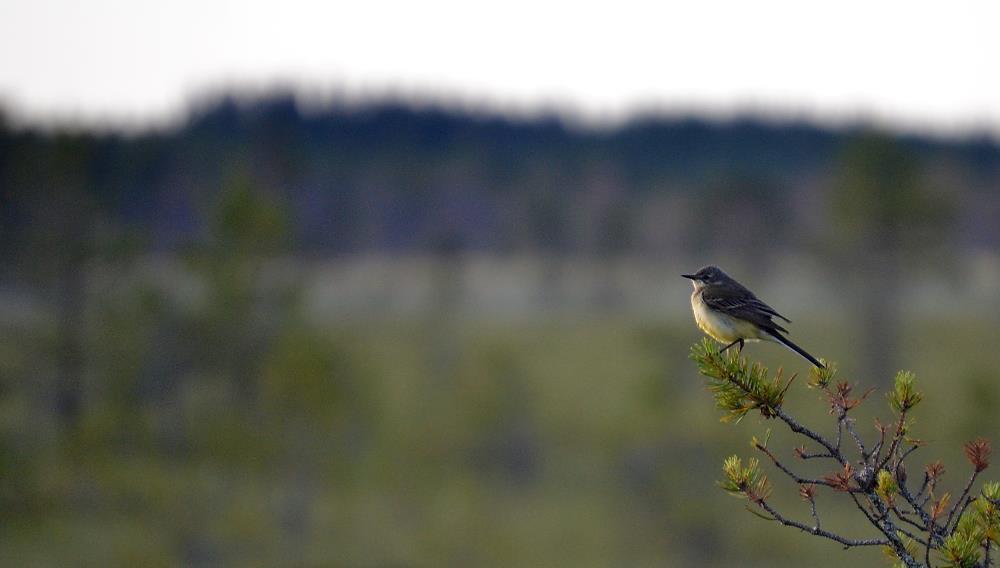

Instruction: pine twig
[757,499,888,548]
[774,406,846,467]
[946,471,980,532]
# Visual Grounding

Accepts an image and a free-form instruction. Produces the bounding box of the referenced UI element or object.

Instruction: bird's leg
[736,338,744,354]
[719,339,741,354]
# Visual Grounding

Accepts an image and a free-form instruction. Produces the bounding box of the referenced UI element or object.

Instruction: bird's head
[681,265,728,289]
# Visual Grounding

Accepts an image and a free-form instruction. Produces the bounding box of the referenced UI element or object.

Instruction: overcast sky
[1,0,998,135]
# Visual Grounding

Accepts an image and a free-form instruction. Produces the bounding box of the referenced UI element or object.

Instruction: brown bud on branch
[963,438,991,473]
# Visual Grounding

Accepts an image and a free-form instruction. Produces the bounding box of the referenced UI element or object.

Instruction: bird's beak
[681,274,697,280]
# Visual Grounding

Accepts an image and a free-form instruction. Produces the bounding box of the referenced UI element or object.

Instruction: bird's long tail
[765,329,825,369]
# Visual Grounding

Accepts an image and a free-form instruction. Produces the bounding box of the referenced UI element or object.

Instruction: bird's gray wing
[702,287,790,334]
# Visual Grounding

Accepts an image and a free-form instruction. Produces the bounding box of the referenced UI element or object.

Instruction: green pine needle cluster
[982,481,1000,543]
[808,360,837,390]
[941,525,982,568]
[720,455,773,503]
[942,482,1000,567]
[691,338,793,422]
[876,469,899,501]
[888,370,923,413]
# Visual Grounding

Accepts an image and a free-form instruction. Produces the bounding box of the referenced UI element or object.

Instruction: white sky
[1,0,999,135]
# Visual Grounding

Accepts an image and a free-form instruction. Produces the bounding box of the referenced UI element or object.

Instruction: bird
[682,265,824,368]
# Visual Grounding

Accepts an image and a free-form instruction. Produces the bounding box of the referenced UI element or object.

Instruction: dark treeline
[3,95,999,262]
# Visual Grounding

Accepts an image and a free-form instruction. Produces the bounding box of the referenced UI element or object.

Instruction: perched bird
[682,265,824,368]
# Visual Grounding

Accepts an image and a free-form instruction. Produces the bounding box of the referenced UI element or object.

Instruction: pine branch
[757,498,889,548]
[774,406,847,467]
[691,341,1000,568]
[755,440,842,489]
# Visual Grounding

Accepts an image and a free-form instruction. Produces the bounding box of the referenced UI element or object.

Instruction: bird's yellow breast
[691,291,765,343]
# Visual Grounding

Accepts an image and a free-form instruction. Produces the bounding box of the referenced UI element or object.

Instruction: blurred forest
[1,96,1000,566]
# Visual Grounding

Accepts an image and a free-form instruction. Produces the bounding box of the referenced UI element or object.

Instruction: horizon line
[3,82,999,144]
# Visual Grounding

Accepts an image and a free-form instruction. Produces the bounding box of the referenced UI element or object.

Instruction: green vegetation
[1,100,998,565]
[1,312,998,566]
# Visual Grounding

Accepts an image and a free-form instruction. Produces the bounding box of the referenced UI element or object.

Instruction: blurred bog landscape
[2,95,1000,566]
